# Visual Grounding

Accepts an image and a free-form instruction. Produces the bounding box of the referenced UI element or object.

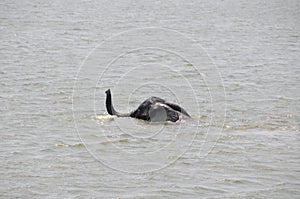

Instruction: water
[1,0,299,198]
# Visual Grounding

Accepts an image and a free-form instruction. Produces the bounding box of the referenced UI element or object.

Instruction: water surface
[1,0,299,198]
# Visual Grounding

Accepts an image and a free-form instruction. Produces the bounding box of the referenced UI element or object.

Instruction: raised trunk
[105,89,131,117]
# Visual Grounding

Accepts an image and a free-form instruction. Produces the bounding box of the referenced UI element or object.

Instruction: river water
[1,0,299,198]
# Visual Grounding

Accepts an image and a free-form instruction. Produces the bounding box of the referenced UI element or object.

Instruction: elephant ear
[149,103,180,122]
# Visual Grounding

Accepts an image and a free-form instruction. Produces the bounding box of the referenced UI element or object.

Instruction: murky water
[1,0,299,198]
